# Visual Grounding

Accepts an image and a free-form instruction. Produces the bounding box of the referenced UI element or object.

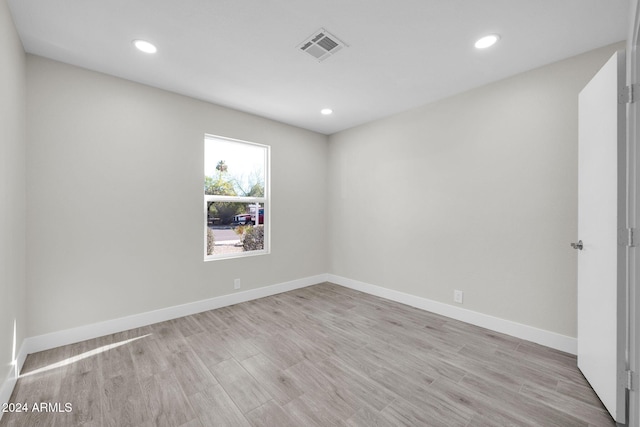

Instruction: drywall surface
[328,42,624,337]
[26,55,328,336]
[0,0,27,393]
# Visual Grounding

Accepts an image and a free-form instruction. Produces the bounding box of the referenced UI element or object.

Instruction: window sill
[204,249,269,262]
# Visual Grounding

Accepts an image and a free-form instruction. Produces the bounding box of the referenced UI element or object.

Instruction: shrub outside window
[204,135,269,260]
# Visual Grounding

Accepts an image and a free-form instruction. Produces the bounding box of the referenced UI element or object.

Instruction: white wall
[25,55,328,337]
[0,0,27,406]
[17,31,626,347]
[328,43,623,338]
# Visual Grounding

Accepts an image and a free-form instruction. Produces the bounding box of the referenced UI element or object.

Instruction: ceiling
[7,0,629,135]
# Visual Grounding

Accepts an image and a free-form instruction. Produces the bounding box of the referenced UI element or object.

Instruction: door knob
[570,240,583,250]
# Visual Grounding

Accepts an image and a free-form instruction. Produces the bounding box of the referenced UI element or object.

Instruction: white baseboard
[24,274,328,355]
[6,269,575,415]
[328,274,577,355]
[21,272,577,356]
[0,340,28,422]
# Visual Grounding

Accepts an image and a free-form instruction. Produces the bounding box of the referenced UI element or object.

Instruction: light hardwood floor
[1,282,614,426]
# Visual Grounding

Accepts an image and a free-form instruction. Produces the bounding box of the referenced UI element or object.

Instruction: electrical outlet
[454,290,463,304]
[234,279,241,290]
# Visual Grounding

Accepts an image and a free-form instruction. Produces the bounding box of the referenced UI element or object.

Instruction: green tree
[205,175,235,196]
[247,182,264,197]
[216,160,228,177]
[231,167,265,197]
[205,161,244,224]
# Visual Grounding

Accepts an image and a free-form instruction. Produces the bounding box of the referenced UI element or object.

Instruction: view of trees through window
[204,135,269,259]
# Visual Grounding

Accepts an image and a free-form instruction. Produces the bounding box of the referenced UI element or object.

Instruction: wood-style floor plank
[209,358,271,414]
[0,282,616,426]
[245,400,300,427]
[188,384,251,427]
[139,369,196,427]
[101,374,150,427]
[240,353,304,406]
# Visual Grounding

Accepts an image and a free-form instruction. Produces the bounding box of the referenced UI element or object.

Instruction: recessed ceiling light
[321,108,333,115]
[475,34,500,49]
[133,39,157,54]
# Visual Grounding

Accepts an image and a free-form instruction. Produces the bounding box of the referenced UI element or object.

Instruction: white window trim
[204,134,270,261]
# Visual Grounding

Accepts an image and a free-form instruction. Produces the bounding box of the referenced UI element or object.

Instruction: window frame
[203,134,270,261]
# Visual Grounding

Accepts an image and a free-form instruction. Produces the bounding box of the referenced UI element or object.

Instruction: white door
[628,3,640,425]
[577,50,627,424]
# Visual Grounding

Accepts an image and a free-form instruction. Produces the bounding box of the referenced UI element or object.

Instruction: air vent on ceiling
[298,28,347,62]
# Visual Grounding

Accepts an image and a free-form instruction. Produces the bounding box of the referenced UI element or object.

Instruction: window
[204,135,269,260]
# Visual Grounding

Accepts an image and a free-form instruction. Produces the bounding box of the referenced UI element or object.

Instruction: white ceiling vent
[298,28,347,62]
